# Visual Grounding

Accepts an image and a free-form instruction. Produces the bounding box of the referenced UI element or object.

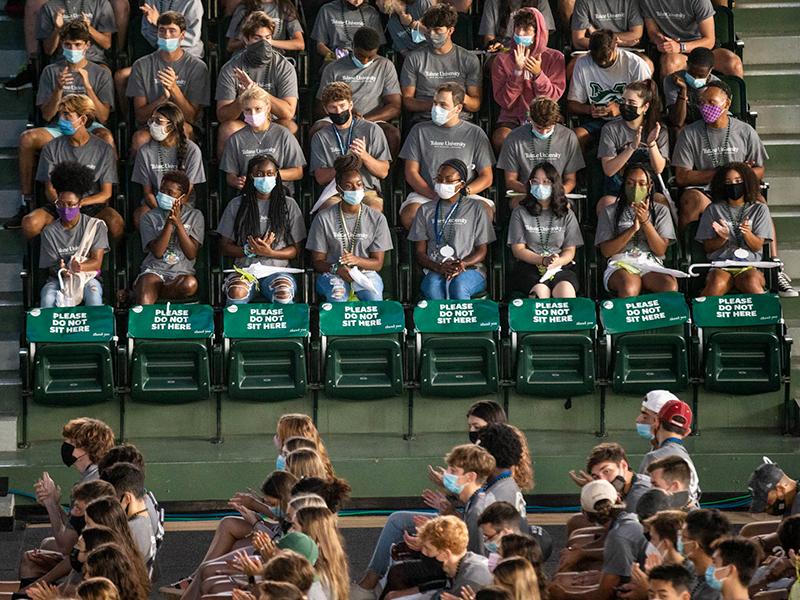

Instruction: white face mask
[431,105,451,126]
[149,122,169,142]
[434,182,460,199]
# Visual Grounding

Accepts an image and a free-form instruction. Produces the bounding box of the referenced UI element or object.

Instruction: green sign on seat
[128,304,214,339]
[692,294,781,328]
[319,301,404,336]
[413,299,500,333]
[26,306,114,343]
[508,298,596,333]
[600,292,689,334]
[223,304,310,339]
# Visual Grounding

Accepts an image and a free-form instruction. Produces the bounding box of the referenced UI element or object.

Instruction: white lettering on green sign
[151,308,192,331]
[342,304,382,328]
[437,302,477,325]
[246,308,288,331]
[49,311,89,334]
[715,296,756,319]
[624,298,666,324]
[532,301,574,324]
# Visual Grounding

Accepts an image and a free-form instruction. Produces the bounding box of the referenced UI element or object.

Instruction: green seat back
[130,340,211,403]
[713,7,735,51]
[420,333,498,397]
[227,339,307,401]
[516,332,595,397]
[611,331,688,393]
[324,336,403,399]
[33,343,114,405]
[704,330,781,394]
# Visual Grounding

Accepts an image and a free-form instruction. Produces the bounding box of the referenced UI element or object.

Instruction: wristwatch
[243,242,257,258]
[679,41,687,53]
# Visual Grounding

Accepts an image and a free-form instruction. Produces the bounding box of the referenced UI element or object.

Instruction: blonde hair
[445,444,496,482]
[58,94,97,122]
[285,448,327,480]
[239,85,271,107]
[78,577,121,600]
[294,507,349,600]
[288,493,327,513]
[493,557,541,600]
[276,414,333,477]
[417,515,469,555]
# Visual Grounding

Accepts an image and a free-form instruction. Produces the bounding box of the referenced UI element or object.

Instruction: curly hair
[321,81,353,106]
[709,161,761,205]
[333,154,363,187]
[290,476,351,513]
[62,19,92,43]
[477,424,523,470]
[418,515,469,555]
[528,97,561,127]
[585,498,625,526]
[421,3,457,28]
[51,162,95,198]
[62,418,115,464]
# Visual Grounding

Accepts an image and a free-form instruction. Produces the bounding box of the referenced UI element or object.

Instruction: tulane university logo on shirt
[654,10,687,19]
[341,73,377,83]
[429,140,467,148]
[589,82,626,105]
[524,151,561,161]
[423,70,462,79]
[595,11,625,20]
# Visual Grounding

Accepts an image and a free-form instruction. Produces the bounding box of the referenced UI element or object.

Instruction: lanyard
[660,437,684,447]
[332,119,355,156]
[483,469,513,492]
[534,212,555,255]
[434,199,460,247]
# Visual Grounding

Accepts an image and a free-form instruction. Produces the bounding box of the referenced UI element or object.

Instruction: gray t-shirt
[400,44,481,104]
[638,441,700,503]
[662,70,720,126]
[478,0,555,37]
[37,0,116,62]
[496,123,585,178]
[624,473,652,513]
[571,0,642,32]
[695,201,772,261]
[568,49,651,105]
[215,49,299,102]
[485,475,527,524]
[216,194,306,268]
[686,560,722,600]
[39,214,109,269]
[127,51,210,120]
[139,205,205,277]
[317,54,400,117]
[309,119,390,192]
[594,201,675,258]
[36,60,115,113]
[311,0,386,50]
[36,135,118,196]
[306,204,393,265]
[131,139,206,191]
[597,118,670,167]
[219,123,306,178]
[507,205,584,254]
[464,491,495,556]
[671,118,769,172]
[399,120,495,189]
[603,512,647,579]
[408,198,496,266]
[226,1,303,42]
[640,0,715,42]
[129,514,157,563]
[434,552,493,599]
[140,0,204,56]
[385,0,431,54]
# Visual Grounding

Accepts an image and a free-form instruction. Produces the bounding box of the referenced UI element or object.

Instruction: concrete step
[0,369,22,415]
[750,103,800,135]
[0,190,21,219]
[764,175,800,207]
[745,65,800,103]
[776,248,800,278]
[0,119,27,148]
[735,1,800,35]
[741,35,800,66]
[0,50,26,78]
[0,259,22,293]
[763,134,800,173]
[0,332,19,371]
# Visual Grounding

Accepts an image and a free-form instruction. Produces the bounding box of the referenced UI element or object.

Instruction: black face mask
[765,499,786,516]
[69,547,83,573]
[61,442,77,467]
[243,38,273,68]
[468,430,480,444]
[344,0,361,9]
[69,514,86,535]
[668,490,690,509]
[611,475,627,494]
[724,182,745,201]
[619,104,640,122]
[328,109,351,126]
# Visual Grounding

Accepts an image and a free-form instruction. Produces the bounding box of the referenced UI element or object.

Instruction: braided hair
[613,163,657,236]
[333,153,363,187]
[153,102,188,171]
[233,154,290,246]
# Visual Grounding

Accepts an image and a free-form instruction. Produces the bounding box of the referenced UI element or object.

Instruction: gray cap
[748,458,785,513]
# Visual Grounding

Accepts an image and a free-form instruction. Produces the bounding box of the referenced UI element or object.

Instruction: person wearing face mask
[400,4,482,124]
[225,0,305,54]
[134,170,204,305]
[679,509,731,600]
[707,537,761,600]
[307,154,392,302]
[747,460,800,525]
[36,0,115,63]
[695,162,772,297]
[479,0,554,50]
[570,0,646,56]
[508,162,583,299]
[379,0,433,55]
[596,79,670,216]
[595,164,677,298]
[139,0,204,57]
[217,154,306,305]
[490,8,565,153]
[131,102,205,229]
[219,86,305,193]
[646,456,693,508]
[567,29,652,152]
[478,503,553,565]
[101,463,157,565]
[635,390,677,445]
[643,510,688,567]
[498,97,584,200]
[215,12,299,156]
[409,159,495,300]
[312,0,386,61]
[309,82,391,212]
[664,47,718,129]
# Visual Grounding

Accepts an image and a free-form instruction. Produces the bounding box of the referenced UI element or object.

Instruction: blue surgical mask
[58,117,77,136]
[531,125,554,140]
[513,34,533,47]
[351,54,368,69]
[485,541,498,553]
[271,505,285,520]
[156,192,176,211]
[530,184,551,201]
[431,105,451,126]
[676,533,685,556]
[636,422,654,440]
[705,566,724,591]
[157,36,180,52]
[442,472,465,495]
[342,189,364,205]
[276,454,286,470]
[62,47,85,64]
[685,72,707,89]
[410,27,425,44]
[254,176,277,194]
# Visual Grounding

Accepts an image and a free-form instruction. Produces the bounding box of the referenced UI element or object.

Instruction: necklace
[533,212,555,255]
[722,202,746,248]
[624,206,643,255]
[250,123,271,147]
[528,128,553,165]
[156,142,176,171]
[338,203,363,253]
[702,119,732,168]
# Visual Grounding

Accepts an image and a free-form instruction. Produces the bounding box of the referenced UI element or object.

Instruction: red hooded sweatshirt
[491,7,566,125]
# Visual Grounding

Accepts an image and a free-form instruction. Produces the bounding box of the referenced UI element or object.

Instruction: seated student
[399,4,481,125]
[36,0,114,63]
[310,81,391,212]
[634,389,677,443]
[131,101,205,228]
[123,12,210,153]
[398,83,495,230]
[139,0,203,57]
[490,7,566,152]
[134,170,204,305]
[409,159,495,300]
[479,0,555,48]
[570,0,644,54]
[566,29,651,151]
[647,455,692,507]
[748,460,800,519]
[219,86,305,192]
[100,463,157,566]
[492,557,542,600]
[314,27,402,156]
[548,480,648,600]
[217,154,306,305]
[497,97,584,198]
[37,162,109,308]
[643,510,688,565]
[22,95,122,242]
[275,413,335,477]
[664,47,719,129]
[647,564,695,600]
[507,162,583,299]
[475,424,528,518]
[680,509,731,600]
[708,537,762,600]
[595,164,677,298]
[10,20,115,230]
[748,515,800,596]
[640,0,742,77]
[226,0,304,53]
[215,12,299,156]
[83,543,151,600]
[311,0,386,61]
[479,503,553,565]
[379,0,432,56]
[596,79,669,215]
[307,155,392,302]
[696,162,772,297]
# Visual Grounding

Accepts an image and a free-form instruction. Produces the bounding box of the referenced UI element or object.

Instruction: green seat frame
[130,339,211,403]
[515,332,595,397]
[609,328,689,394]
[226,338,307,401]
[32,342,115,405]
[323,335,403,400]
[418,333,499,397]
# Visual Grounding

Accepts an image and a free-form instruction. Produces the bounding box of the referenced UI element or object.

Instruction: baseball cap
[642,390,679,414]
[581,479,618,513]
[277,532,319,566]
[748,458,785,513]
[658,400,692,432]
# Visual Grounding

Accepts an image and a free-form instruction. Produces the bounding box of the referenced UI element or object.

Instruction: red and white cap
[658,399,693,431]
[642,390,679,414]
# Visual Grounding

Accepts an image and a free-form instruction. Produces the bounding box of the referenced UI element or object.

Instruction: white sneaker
[349,584,377,600]
[778,270,798,298]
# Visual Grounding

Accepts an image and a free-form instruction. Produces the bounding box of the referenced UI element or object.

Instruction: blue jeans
[40,278,103,308]
[420,269,486,300]
[226,273,297,305]
[366,510,428,576]
[316,271,384,302]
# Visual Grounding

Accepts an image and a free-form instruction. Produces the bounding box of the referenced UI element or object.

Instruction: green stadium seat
[713,6,743,58]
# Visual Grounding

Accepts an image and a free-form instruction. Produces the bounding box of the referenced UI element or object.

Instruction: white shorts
[602,253,664,292]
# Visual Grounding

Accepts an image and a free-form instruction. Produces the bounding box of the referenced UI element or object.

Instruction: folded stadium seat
[507,297,597,398]
[316,300,405,399]
[713,6,744,60]
[223,303,310,400]
[412,298,500,397]
[126,302,215,403]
